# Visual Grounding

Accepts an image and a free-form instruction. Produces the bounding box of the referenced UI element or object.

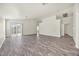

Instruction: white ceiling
[0,3,73,19]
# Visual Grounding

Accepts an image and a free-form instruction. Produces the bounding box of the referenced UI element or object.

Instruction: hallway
[0,35,79,56]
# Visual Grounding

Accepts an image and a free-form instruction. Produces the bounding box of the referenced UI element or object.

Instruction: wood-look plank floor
[0,35,79,56]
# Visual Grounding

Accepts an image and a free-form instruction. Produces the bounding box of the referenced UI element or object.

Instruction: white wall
[63,17,73,37]
[60,7,73,37]
[60,24,64,36]
[65,20,73,36]
[39,15,61,37]
[6,19,37,36]
[39,7,73,37]
[0,17,5,48]
[73,4,79,48]
[23,20,37,35]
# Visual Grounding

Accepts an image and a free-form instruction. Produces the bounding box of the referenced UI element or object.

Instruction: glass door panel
[10,23,22,37]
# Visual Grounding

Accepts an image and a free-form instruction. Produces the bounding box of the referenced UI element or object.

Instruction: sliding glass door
[10,23,22,37]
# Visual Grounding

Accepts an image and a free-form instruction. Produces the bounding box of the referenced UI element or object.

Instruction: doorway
[10,23,22,37]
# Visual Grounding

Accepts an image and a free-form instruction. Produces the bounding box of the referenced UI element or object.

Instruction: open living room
[0,3,79,56]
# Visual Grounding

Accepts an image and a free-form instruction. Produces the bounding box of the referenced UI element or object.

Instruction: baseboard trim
[39,34,60,38]
[23,34,37,36]
[64,34,73,38]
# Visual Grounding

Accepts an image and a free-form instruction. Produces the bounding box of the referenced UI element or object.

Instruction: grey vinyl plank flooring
[0,35,79,56]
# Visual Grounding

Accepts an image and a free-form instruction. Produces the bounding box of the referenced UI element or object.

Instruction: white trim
[75,44,79,49]
[39,34,61,37]
[23,34,37,36]
[0,37,5,48]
